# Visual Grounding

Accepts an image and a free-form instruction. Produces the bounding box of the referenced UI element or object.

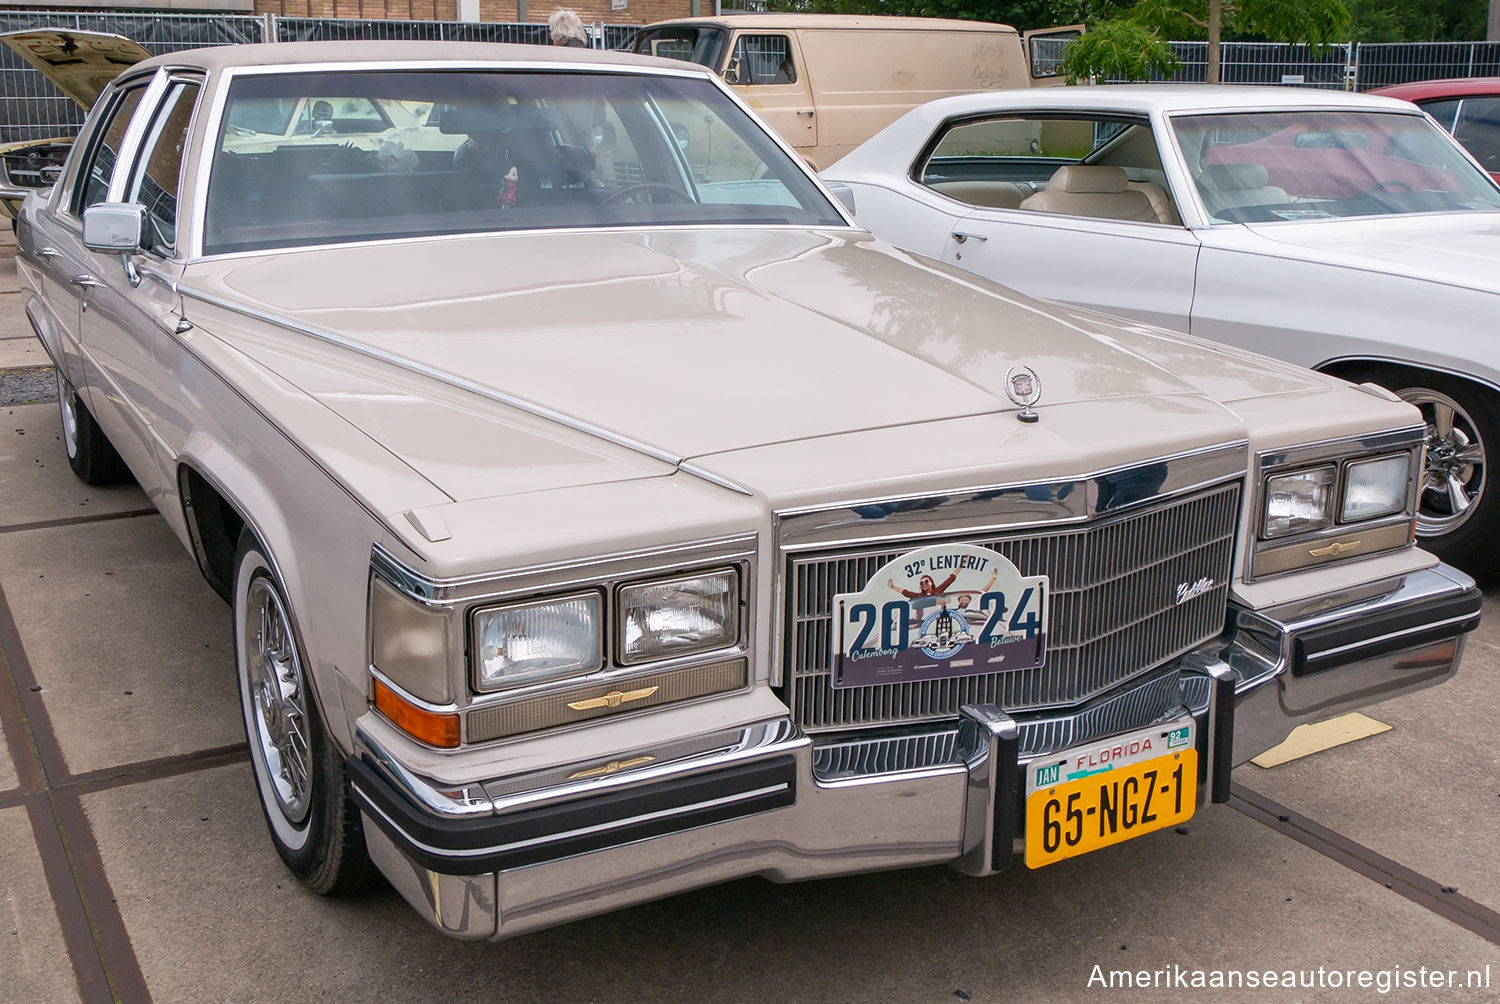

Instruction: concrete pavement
[1,245,1498,1002]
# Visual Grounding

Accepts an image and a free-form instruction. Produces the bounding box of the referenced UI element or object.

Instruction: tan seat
[1019,165,1158,223]
[1127,180,1180,225]
[928,180,1035,210]
[1197,163,1288,215]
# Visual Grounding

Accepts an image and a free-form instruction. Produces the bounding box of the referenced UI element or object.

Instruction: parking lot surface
[2,239,1499,1002]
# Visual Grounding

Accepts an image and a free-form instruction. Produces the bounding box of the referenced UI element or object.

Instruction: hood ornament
[1005,365,1042,423]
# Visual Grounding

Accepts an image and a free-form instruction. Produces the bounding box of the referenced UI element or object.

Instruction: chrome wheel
[1399,386,1487,537]
[56,369,79,460]
[244,576,312,827]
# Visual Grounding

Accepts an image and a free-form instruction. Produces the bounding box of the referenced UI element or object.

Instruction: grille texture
[783,482,1239,732]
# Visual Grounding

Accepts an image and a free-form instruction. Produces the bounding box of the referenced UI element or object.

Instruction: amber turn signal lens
[373,678,461,748]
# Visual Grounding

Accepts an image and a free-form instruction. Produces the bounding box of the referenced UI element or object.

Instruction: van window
[729,35,797,85]
[629,25,728,70]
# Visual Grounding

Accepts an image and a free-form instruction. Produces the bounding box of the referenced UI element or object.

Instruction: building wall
[253,0,695,24]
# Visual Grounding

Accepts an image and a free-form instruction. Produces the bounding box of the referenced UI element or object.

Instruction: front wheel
[1349,369,1500,584]
[56,369,129,485]
[232,530,378,895]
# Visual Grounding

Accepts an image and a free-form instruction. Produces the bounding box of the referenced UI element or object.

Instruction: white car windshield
[1170,109,1500,223]
[203,68,842,255]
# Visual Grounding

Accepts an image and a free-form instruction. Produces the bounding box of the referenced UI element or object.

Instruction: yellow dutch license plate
[1025,748,1198,868]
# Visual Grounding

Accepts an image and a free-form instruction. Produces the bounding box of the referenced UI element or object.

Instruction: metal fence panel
[11,9,1500,147]
[1355,41,1500,91]
[0,10,263,143]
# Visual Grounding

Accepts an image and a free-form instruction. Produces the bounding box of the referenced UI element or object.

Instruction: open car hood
[0,29,153,111]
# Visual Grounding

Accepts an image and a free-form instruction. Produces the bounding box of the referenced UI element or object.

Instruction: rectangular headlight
[619,568,739,665]
[1263,466,1335,539]
[473,592,602,691]
[1341,453,1409,523]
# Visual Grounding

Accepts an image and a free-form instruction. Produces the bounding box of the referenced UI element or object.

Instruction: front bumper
[352,563,1480,940]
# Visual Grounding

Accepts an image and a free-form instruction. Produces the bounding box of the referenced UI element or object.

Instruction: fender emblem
[567,755,656,781]
[1309,540,1362,557]
[568,686,660,711]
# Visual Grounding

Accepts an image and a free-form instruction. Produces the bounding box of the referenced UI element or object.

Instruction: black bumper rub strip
[991,727,1020,874]
[1293,583,1483,677]
[1211,671,1234,804]
[351,754,797,875]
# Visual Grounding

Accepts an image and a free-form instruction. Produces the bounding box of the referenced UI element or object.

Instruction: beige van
[631,14,1081,168]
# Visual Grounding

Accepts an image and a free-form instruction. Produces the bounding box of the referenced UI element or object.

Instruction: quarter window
[128,81,200,257]
[75,85,147,215]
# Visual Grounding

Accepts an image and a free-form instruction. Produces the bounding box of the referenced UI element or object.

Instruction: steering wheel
[1361,179,1413,195]
[603,182,692,205]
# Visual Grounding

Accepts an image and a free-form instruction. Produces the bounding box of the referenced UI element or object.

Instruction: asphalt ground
[2,239,1499,1003]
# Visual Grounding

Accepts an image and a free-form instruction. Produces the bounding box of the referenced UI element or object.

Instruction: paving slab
[0,729,17,792]
[0,806,80,1003]
[1238,586,1500,910]
[86,763,1500,1003]
[0,338,48,368]
[0,255,18,294]
[0,518,240,776]
[0,401,149,528]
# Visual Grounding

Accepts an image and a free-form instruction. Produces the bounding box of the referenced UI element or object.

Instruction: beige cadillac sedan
[14,41,1483,940]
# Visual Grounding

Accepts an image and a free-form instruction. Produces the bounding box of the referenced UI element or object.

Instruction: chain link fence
[1,10,263,142]
[8,8,1500,144]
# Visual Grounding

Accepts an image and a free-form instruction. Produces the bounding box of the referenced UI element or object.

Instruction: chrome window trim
[1246,426,1424,582]
[103,68,172,207]
[775,440,1248,551]
[186,60,854,261]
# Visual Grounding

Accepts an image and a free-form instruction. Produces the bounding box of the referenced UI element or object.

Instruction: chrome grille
[782,482,1239,732]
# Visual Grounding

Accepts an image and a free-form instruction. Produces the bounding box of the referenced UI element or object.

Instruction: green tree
[1058,0,1351,84]
[1059,19,1180,81]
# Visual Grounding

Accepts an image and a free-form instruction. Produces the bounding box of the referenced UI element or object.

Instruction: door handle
[36,246,62,259]
[796,110,815,117]
[68,274,105,288]
[951,232,988,245]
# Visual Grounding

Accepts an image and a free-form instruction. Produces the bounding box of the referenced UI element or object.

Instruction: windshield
[203,68,842,255]
[1170,110,1500,223]
[629,26,729,70]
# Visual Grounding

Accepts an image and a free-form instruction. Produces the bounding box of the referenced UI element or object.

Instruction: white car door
[938,208,1200,332]
[912,113,1202,331]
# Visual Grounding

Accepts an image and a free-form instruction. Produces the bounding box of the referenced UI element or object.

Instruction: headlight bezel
[1249,430,1423,581]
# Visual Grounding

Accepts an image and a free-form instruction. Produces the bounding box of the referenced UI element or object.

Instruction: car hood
[183,229,1294,503]
[1233,214,1500,294]
[0,30,153,110]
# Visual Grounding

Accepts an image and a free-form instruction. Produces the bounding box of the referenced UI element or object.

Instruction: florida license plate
[1023,720,1197,868]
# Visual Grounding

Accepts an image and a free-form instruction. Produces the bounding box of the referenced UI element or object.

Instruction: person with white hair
[549,9,589,47]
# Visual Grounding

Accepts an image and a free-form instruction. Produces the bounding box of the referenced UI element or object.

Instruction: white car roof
[825,84,1427,177]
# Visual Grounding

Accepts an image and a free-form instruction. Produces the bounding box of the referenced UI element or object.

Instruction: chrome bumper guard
[352,564,1479,940]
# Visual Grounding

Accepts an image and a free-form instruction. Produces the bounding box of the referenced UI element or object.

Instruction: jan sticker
[832,543,1048,689]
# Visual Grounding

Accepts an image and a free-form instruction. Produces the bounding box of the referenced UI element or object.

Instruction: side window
[919,116,1177,224]
[1451,96,1500,173]
[1417,98,1461,132]
[728,35,797,85]
[128,81,200,257]
[75,85,147,215]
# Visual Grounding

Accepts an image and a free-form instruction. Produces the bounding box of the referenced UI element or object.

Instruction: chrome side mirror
[81,203,146,287]
[82,202,146,253]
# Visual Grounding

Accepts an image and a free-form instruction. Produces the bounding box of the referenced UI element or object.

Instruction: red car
[1371,77,1500,181]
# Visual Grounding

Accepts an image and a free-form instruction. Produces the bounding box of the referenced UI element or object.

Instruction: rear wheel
[56,369,129,485]
[1344,367,1499,583]
[232,530,378,895]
